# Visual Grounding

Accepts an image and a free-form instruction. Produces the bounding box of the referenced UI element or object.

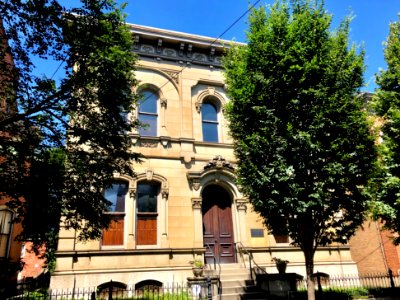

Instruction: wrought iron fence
[12,271,400,300]
[297,270,400,290]
[13,280,214,300]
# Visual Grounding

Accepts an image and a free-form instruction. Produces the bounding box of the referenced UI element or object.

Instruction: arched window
[202,102,219,142]
[97,281,127,298]
[0,209,13,258]
[135,279,162,291]
[136,182,160,245]
[102,182,128,246]
[138,90,158,136]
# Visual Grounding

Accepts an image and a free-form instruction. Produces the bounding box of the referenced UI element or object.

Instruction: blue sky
[57,1,400,92]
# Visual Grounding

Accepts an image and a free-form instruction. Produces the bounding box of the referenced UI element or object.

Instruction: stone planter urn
[191,259,204,277]
[192,267,204,277]
[272,257,289,274]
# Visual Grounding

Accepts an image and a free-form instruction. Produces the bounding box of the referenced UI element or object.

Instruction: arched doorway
[202,184,235,264]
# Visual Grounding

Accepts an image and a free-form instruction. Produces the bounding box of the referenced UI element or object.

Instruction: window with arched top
[102,182,128,246]
[202,101,219,142]
[136,182,160,245]
[138,90,158,136]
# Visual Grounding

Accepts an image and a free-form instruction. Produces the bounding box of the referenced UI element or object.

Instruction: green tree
[0,0,140,249]
[223,1,377,299]
[372,18,400,242]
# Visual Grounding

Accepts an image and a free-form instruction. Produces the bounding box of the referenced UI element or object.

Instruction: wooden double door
[202,185,236,264]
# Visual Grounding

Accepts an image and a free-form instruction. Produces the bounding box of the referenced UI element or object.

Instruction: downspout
[375,221,389,271]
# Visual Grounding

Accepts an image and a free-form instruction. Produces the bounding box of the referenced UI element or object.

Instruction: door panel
[202,185,235,264]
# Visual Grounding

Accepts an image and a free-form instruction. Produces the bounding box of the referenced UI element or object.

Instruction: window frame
[101,181,129,247]
[138,89,159,137]
[201,100,220,143]
[0,208,13,258]
[136,181,161,247]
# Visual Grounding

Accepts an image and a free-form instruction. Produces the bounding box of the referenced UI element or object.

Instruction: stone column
[192,198,203,247]
[235,198,248,246]
[127,187,136,248]
[161,189,169,247]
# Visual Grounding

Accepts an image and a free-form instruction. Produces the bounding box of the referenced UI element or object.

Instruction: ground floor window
[100,173,168,249]
[102,182,128,246]
[136,182,160,245]
[0,209,13,258]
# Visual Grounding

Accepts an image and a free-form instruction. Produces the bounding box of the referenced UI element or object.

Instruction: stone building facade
[50,24,359,290]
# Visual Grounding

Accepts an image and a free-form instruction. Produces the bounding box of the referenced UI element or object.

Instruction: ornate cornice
[204,155,235,170]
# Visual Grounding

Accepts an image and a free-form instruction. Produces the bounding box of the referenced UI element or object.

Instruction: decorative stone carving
[191,198,202,209]
[140,141,158,148]
[146,169,154,181]
[141,45,155,54]
[187,172,201,191]
[133,35,140,50]
[160,136,170,148]
[179,42,185,56]
[157,39,163,53]
[192,179,201,191]
[204,155,235,170]
[129,188,137,199]
[164,70,179,85]
[209,47,215,62]
[235,198,248,212]
[187,44,193,58]
[161,181,168,190]
[195,102,202,113]
[161,189,169,199]
[133,172,169,197]
[194,87,226,114]
[194,53,206,62]
[160,97,167,108]
[163,48,177,57]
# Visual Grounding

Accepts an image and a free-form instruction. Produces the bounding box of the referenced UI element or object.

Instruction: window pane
[139,114,157,136]
[137,183,159,213]
[202,103,218,121]
[139,91,158,113]
[202,122,218,143]
[0,210,12,234]
[104,183,128,212]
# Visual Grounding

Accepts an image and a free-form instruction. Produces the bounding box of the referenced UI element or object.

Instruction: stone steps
[212,263,268,300]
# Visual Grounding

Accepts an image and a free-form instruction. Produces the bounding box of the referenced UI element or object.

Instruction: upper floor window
[0,209,13,258]
[202,102,219,142]
[102,182,128,246]
[139,90,158,136]
[136,182,160,245]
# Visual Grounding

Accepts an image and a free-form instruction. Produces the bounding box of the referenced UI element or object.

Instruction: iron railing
[235,241,267,280]
[301,270,400,290]
[14,281,213,300]
[204,243,221,299]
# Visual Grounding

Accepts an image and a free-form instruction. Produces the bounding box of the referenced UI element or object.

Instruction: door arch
[202,184,235,264]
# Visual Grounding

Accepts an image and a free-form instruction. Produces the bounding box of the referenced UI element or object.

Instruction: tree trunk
[304,248,315,300]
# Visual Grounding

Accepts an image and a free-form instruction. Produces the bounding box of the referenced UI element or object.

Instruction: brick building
[0,19,46,294]
[350,220,400,275]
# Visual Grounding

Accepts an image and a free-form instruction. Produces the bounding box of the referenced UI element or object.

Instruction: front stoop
[211,263,268,300]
